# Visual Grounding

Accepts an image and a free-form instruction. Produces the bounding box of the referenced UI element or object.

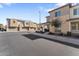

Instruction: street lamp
[39,10,41,24]
[39,10,41,31]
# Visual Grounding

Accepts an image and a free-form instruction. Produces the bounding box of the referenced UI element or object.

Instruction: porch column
[76,23,78,31]
[69,22,71,32]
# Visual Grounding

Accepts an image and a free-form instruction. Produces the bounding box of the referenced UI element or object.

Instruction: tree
[51,19,61,28]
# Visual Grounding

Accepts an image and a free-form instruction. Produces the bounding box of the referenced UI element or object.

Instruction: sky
[0,3,67,25]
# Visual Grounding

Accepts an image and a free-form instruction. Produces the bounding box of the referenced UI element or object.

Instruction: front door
[17,27,20,31]
[17,25,20,31]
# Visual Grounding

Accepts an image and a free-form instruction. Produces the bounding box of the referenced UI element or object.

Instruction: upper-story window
[26,23,28,25]
[73,8,79,15]
[55,11,61,17]
[73,9,77,15]
[13,20,16,23]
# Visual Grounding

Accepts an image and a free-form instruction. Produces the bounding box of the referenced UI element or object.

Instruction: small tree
[51,19,61,28]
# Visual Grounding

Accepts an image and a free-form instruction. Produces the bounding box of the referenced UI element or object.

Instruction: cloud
[47,8,54,12]
[0,3,12,8]
[0,4,3,8]
[55,3,67,7]
[47,3,67,12]
[38,6,52,13]
[72,3,79,6]
[4,3,12,6]
[38,6,47,13]
[39,6,43,10]
[38,6,47,12]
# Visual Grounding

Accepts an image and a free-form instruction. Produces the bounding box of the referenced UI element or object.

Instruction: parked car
[0,28,6,32]
[36,30,44,33]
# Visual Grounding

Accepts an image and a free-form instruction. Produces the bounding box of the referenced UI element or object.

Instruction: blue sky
[0,3,67,25]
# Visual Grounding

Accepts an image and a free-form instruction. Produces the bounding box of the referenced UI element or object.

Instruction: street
[0,32,79,56]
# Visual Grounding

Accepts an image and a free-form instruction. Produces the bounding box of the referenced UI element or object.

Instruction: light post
[39,10,41,31]
[39,10,41,24]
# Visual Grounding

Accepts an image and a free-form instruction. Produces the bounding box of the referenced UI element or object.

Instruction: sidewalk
[31,32,79,48]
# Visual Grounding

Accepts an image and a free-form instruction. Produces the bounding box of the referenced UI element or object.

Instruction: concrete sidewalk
[31,33,79,48]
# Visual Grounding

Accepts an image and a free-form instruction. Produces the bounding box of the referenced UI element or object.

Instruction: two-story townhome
[0,24,4,30]
[47,4,71,35]
[46,3,79,35]
[69,4,79,34]
[6,18,38,32]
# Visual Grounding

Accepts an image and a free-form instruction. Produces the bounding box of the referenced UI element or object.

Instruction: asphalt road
[0,32,79,56]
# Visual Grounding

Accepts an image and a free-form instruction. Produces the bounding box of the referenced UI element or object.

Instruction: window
[73,9,77,15]
[71,23,76,30]
[78,8,79,15]
[55,12,58,17]
[55,11,61,17]
[26,23,28,25]
[73,8,79,15]
[13,20,16,23]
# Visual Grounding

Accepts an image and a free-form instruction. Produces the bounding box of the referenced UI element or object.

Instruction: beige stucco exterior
[47,4,71,34]
[37,22,48,32]
[69,4,79,33]
[6,18,38,32]
[46,4,79,34]
[0,24,4,29]
[70,5,79,19]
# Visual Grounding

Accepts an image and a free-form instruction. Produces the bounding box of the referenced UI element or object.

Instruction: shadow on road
[22,34,79,49]
[22,34,43,40]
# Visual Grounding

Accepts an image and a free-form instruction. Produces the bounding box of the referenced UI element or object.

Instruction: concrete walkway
[31,32,79,48]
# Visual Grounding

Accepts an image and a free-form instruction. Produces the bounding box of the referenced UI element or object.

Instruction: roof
[48,3,72,13]
[46,16,50,18]
[6,18,38,24]
[0,24,3,25]
[7,18,25,21]
[67,18,79,21]
[71,4,79,8]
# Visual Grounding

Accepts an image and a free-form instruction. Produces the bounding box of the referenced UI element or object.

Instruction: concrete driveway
[0,32,79,56]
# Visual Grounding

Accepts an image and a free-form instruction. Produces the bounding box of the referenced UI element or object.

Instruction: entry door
[17,27,20,31]
[18,25,20,31]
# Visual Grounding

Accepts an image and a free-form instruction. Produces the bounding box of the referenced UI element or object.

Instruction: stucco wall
[70,5,79,19]
[7,27,17,32]
[6,19,38,32]
[48,4,70,34]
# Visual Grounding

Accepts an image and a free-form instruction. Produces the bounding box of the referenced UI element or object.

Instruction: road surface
[0,32,79,56]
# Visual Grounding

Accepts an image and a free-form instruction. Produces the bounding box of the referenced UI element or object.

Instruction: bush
[67,31,71,36]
